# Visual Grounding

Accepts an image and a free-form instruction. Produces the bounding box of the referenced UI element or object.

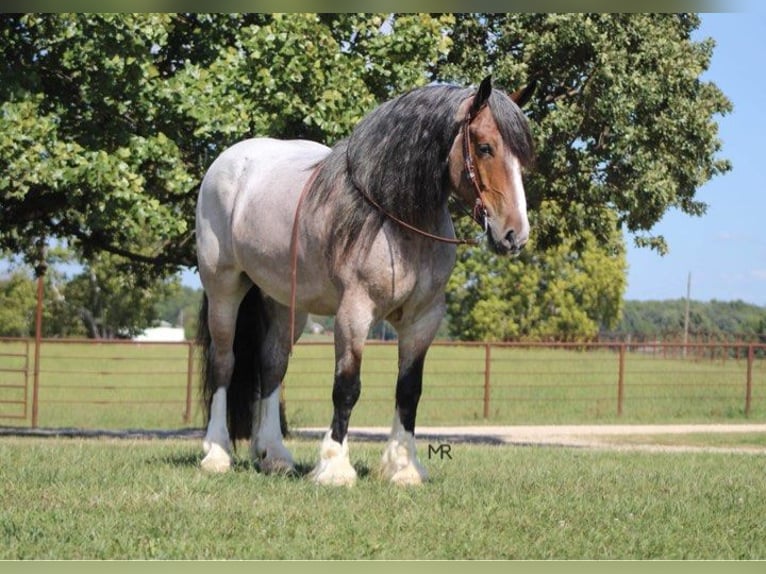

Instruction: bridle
[461,101,490,233]
[348,96,492,245]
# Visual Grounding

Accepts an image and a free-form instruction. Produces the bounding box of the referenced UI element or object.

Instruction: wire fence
[0,337,764,430]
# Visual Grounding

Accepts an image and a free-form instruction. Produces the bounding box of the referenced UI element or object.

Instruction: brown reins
[288,97,490,351]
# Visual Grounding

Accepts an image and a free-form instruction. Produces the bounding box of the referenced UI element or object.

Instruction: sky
[622,12,766,305]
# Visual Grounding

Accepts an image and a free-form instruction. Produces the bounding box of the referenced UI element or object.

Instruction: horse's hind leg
[201,273,251,473]
[380,302,444,485]
[250,300,306,474]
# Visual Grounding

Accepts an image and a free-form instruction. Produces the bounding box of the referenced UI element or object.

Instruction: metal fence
[0,337,764,429]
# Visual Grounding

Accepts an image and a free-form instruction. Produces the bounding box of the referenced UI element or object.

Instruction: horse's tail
[198,286,269,442]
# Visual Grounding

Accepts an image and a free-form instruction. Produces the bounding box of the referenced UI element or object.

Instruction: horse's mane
[309,83,534,261]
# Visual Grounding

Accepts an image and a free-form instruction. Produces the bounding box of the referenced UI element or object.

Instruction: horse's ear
[471,75,493,115]
[510,80,536,108]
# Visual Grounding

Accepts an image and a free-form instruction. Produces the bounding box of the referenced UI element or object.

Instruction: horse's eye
[477,143,493,157]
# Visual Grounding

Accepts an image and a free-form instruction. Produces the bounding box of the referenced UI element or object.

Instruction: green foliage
[0,256,179,339]
[0,14,731,341]
[446,229,626,341]
[154,284,203,339]
[0,272,36,337]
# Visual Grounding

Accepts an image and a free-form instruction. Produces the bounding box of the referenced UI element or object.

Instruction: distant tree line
[606,299,766,343]
[0,262,201,339]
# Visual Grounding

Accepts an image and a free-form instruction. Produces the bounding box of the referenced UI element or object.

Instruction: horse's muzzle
[488,227,527,256]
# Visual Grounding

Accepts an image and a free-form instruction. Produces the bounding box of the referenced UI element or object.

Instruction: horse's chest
[361,235,456,310]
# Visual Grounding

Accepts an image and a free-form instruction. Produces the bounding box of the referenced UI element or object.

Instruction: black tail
[198,286,269,442]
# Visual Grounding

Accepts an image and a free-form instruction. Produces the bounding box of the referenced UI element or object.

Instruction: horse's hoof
[386,464,428,486]
[310,431,357,486]
[310,463,357,487]
[380,432,428,486]
[200,443,232,473]
[259,457,296,476]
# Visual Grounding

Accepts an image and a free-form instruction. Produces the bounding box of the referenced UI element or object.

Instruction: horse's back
[198,137,328,214]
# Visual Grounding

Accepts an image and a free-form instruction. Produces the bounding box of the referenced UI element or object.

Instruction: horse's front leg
[380,301,445,485]
[310,295,375,486]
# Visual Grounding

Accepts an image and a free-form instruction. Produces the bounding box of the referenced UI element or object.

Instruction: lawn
[1,436,764,559]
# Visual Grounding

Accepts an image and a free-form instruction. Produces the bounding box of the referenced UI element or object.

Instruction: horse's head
[448,76,535,256]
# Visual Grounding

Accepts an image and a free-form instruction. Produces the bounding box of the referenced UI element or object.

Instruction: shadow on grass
[150,452,372,480]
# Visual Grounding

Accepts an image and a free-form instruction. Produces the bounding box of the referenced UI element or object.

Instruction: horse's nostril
[505,229,527,252]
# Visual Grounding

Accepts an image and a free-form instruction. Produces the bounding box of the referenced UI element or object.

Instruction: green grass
[1,436,764,559]
[1,339,764,430]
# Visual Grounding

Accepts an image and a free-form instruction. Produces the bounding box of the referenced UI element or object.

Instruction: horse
[195,75,535,485]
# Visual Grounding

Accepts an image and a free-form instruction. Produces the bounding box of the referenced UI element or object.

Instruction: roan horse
[196,76,534,485]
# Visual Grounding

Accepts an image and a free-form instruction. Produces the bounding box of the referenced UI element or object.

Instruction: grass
[1,436,765,559]
[1,339,764,430]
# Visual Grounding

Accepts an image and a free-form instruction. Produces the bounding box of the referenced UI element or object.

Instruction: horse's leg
[200,273,250,473]
[250,301,306,474]
[380,301,444,485]
[310,294,375,486]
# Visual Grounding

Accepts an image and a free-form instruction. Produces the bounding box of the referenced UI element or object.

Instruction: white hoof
[380,431,428,486]
[310,432,357,486]
[251,389,295,475]
[200,441,232,473]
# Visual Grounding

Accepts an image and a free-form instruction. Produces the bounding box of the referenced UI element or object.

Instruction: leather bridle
[349,97,491,245]
[461,102,490,232]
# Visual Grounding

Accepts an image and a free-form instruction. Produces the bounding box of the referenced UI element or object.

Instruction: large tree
[0,13,452,279]
[0,14,731,339]
[439,13,729,339]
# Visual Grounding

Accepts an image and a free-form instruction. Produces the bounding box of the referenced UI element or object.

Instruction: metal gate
[0,339,30,423]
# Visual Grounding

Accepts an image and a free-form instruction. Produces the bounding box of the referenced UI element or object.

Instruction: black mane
[309,82,533,261]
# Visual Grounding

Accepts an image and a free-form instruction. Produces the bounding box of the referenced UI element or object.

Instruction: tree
[446,230,626,341]
[0,253,179,339]
[154,284,203,339]
[613,299,766,342]
[0,13,452,278]
[0,14,731,340]
[436,14,729,339]
[0,271,36,337]
[61,253,180,339]
[438,13,730,254]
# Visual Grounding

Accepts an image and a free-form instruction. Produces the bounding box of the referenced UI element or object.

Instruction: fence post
[483,343,491,419]
[23,339,30,420]
[617,343,625,417]
[31,253,46,429]
[184,342,195,424]
[745,344,754,417]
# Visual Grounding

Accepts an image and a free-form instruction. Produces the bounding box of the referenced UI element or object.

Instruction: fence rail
[0,337,764,430]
